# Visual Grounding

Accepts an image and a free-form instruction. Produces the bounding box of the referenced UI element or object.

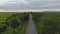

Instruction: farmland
[0,12,13,26]
[31,12,60,34]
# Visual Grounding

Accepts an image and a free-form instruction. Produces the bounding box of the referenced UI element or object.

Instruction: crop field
[0,12,29,34]
[0,12,13,26]
[32,12,60,34]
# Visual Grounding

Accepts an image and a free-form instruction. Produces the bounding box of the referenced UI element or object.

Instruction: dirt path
[25,14,37,34]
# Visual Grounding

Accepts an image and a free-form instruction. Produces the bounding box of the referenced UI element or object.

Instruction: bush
[0,25,7,33]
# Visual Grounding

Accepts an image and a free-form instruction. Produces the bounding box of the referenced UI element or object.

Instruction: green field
[0,12,13,26]
[32,12,60,34]
[0,12,28,34]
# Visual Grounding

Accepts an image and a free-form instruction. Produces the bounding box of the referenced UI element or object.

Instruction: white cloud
[40,3,58,7]
[30,0,36,1]
[39,0,55,1]
[22,0,29,4]
[7,0,21,3]
[0,0,9,5]
[0,0,29,6]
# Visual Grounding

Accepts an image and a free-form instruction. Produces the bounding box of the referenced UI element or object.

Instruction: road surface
[25,14,37,34]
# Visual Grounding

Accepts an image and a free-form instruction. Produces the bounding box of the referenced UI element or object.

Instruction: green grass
[0,12,13,26]
[0,12,13,19]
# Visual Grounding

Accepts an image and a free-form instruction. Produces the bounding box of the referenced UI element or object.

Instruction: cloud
[0,0,60,9]
[7,0,29,4]
[0,0,10,5]
[0,0,29,6]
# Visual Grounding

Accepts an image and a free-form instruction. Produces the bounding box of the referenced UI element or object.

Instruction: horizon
[0,9,60,12]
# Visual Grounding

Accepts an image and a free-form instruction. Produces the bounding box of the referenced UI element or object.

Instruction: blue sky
[0,0,60,10]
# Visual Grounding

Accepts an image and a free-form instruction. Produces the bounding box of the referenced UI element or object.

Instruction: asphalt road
[25,14,37,34]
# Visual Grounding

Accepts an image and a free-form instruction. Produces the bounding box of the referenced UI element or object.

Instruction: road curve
[25,14,37,34]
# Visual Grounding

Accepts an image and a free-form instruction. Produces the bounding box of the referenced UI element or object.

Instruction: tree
[24,14,29,21]
[5,13,20,34]
[0,25,7,34]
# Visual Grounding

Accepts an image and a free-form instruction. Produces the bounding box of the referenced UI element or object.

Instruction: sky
[0,0,60,10]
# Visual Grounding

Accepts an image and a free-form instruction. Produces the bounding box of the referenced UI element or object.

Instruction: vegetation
[1,12,60,34]
[31,12,60,34]
[0,12,29,34]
